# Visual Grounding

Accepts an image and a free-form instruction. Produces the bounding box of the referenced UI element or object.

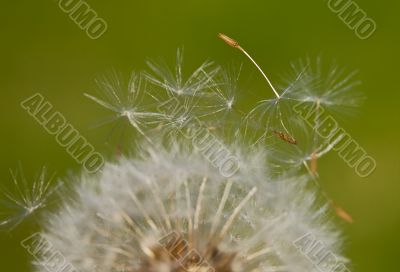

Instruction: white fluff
[36,142,345,272]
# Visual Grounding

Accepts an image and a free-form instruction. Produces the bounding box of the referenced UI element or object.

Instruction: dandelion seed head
[37,142,345,272]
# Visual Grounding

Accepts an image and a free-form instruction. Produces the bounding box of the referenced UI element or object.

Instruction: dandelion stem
[218,33,280,99]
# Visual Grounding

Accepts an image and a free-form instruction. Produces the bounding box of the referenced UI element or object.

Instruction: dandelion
[0,166,60,230]
[23,35,362,272]
[36,142,346,272]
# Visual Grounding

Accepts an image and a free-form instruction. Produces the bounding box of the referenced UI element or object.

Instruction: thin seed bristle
[218,32,280,98]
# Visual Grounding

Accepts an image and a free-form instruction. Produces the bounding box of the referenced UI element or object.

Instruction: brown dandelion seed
[333,203,354,223]
[310,151,318,176]
[272,131,297,145]
[218,33,241,49]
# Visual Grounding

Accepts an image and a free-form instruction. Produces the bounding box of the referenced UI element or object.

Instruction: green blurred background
[0,0,399,271]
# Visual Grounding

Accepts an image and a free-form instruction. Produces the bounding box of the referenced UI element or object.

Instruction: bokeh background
[1,0,399,271]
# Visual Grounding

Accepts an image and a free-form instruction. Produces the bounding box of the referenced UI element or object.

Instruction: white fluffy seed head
[36,142,345,272]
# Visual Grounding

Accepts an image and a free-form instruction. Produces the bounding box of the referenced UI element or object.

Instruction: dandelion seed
[85,71,168,144]
[333,203,354,223]
[265,116,333,172]
[198,65,245,129]
[218,33,280,99]
[310,151,318,176]
[285,57,364,116]
[244,97,296,146]
[272,130,297,145]
[0,166,60,230]
[145,48,220,97]
[219,33,304,144]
